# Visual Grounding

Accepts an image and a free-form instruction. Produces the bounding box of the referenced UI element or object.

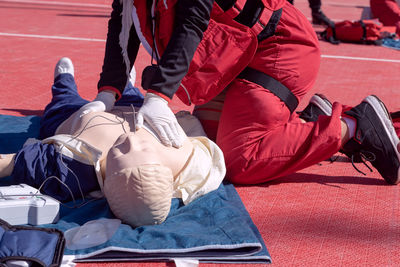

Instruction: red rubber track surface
[1,1,400,266]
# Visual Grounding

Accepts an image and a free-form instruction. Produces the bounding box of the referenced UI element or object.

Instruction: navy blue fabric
[39,73,144,139]
[114,81,144,107]
[0,229,59,266]
[0,227,4,240]
[11,142,99,203]
[0,219,64,267]
[39,74,89,139]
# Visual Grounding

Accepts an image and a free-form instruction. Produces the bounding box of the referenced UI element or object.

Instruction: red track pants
[196,3,344,184]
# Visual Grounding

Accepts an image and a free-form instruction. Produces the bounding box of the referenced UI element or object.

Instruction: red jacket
[370,0,400,35]
[98,0,285,105]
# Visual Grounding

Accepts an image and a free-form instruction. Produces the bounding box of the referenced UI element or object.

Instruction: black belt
[215,1,292,111]
[215,0,282,42]
[359,20,367,41]
[237,67,298,113]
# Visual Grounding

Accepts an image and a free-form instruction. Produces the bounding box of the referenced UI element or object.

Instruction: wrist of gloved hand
[147,89,171,103]
[144,92,168,104]
[94,91,116,111]
[77,91,116,119]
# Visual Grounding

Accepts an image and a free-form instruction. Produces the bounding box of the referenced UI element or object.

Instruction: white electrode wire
[39,108,135,208]
[2,108,136,208]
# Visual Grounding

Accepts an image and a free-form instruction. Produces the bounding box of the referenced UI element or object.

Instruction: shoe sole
[310,94,332,116]
[364,95,400,184]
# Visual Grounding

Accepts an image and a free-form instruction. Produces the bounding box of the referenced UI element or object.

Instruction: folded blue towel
[0,114,271,264]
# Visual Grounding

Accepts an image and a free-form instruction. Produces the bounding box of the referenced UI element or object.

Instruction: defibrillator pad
[0,218,65,267]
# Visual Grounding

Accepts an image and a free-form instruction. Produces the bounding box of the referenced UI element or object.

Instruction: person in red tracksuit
[78,0,400,185]
[370,0,400,35]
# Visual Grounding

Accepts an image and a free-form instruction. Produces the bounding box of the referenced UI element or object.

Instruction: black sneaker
[342,95,400,184]
[312,10,334,27]
[299,94,332,122]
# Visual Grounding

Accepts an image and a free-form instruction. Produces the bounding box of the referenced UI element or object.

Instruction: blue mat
[382,37,400,50]
[0,114,271,264]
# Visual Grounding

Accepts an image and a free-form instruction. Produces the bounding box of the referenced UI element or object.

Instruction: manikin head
[103,130,191,228]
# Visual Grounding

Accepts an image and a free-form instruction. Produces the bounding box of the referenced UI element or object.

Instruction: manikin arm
[0,154,15,178]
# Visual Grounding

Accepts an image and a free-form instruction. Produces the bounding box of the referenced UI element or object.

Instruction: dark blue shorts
[12,142,99,202]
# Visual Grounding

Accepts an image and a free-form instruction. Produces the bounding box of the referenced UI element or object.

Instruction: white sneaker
[54,57,74,79]
[299,93,332,122]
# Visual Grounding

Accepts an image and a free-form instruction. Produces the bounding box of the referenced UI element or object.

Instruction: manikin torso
[55,107,194,178]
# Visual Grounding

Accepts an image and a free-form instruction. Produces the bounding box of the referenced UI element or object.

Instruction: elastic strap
[215,0,282,42]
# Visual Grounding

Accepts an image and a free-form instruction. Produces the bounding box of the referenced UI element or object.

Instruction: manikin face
[103,131,175,227]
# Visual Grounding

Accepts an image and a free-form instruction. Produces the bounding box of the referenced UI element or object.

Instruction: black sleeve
[144,0,215,99]
[98,0,140,96]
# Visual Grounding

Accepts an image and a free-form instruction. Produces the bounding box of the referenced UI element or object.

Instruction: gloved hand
[136,93,185,148]
[77,91,116,118]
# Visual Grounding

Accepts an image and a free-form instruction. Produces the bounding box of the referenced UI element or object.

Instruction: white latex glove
[136,93,185,148]
[78,91,116,118]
